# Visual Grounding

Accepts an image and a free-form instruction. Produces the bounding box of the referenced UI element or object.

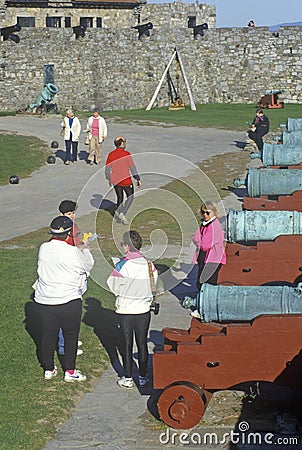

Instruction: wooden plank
[146,50,176,111]
[176,48,196,111]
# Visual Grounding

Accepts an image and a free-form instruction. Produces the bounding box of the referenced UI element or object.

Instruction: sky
[150,0,302,28]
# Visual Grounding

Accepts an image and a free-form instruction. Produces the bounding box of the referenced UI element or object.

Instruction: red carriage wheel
[158,382,207,429]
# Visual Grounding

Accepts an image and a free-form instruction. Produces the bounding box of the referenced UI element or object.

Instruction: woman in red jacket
[192,201,226,291]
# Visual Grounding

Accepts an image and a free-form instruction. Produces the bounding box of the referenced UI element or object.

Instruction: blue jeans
[65,140,78,162]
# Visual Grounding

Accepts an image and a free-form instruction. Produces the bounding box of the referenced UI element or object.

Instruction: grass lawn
[100,103,302,131]
[0,133,50,186]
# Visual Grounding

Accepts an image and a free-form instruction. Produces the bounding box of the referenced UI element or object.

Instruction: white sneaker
[44,366,57,380]
[77,340,83,347]
[77,349,83,356]
[64,369,86,382]
[190,309,201,319]
[119,213,128,225]
[117,376,134,389]
[138,376,149,387]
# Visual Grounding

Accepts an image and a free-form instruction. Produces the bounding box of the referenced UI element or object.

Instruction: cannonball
[9,175,19,184]
[50,141,59,149]
[47,155,56,164]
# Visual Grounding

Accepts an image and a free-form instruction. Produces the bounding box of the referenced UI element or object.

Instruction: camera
[150,302,160,315]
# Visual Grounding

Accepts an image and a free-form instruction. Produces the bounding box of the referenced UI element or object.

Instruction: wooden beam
[175,47,196,111]
[146,50,176,111]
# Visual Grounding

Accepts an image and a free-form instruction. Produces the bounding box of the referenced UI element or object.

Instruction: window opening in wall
[80,17,94,28]
[188,16,196,28]
[96,17,102,28]
[65,17,71,28]
[46,17,62,28]
[17,17,35,27]
[44,64,55,85]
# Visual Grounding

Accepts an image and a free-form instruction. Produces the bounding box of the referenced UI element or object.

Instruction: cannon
[181,283,302,322]
[250,142,302,167]
[243,190,302,211]
[227,209,302,243]
[29,83,59,114]
[153,314,302,428]
[257,89,284,109]
[217,235,302,286]
[234,167,302,197]
[0,24,21,43]
[278,130,302,147]
[285,118,302,132]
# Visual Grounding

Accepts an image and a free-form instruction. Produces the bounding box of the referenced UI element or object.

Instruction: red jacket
[105,147,140,186]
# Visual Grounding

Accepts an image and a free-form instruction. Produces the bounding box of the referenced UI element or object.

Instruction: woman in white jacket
[61,109,81,165]
[107,230,158,389]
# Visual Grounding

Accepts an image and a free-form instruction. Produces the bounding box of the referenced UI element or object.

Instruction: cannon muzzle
[251,142,302,166]
[233,167,302,197]
[233,177,246,187]
[249,151,261,160]
[182,283,302,322]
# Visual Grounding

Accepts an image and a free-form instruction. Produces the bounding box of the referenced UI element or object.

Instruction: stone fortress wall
[0,1,301,112]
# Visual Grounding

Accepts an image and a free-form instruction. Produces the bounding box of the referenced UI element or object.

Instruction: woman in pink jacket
[192,201,226,291]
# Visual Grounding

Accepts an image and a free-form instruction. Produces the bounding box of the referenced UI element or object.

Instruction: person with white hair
[61,109,81,165]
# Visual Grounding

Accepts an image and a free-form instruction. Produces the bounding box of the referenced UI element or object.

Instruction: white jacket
[61,116,81,142]
[86,115,107,143]
[107,252,158,314]
[34,239,94,305]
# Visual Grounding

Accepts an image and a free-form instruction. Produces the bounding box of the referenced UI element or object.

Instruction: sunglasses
[201,210,212,215]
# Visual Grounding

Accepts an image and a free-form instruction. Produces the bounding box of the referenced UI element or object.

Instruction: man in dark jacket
[248,109,270,151]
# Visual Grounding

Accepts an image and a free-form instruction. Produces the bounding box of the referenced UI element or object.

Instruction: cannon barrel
[250,142,302,166]
[286,118,302,132]
[227,209,302,242]
[36,83,59,106]
[281,130,302,147]
[181,283,302,322]
[233,167,302,197]
[30,83,59,109]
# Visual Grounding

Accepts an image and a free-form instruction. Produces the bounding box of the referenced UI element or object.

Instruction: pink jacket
[192,218,226,265]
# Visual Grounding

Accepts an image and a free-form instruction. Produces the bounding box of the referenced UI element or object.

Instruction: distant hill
[269,21,302,31]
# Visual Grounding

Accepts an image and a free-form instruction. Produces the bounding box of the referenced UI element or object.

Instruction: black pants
[197,251,222,290]
[35,299,82,371]
[65,140,78,162]
[118,311,151,378]
[114,184,134,215]
[247,130,265,151]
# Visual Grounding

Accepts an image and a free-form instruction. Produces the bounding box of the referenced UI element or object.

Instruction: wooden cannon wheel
[157,381,208,429]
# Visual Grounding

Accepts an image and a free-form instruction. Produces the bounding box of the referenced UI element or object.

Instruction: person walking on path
[107,230,158,389]
[86,108,107,165]
[192,201,226,294]
[34,215,94,382]
[61,109,81,165]
[247,109,270,151]
[105,136,141,225]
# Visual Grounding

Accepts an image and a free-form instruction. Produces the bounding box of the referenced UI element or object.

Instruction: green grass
[0,133,50,185]
[100,103,302,131]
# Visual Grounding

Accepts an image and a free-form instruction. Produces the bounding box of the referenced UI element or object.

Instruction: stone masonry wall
[0,2,216,29]
[0,24,301,112]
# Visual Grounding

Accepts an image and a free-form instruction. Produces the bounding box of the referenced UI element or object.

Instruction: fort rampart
[0,19,301,111]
